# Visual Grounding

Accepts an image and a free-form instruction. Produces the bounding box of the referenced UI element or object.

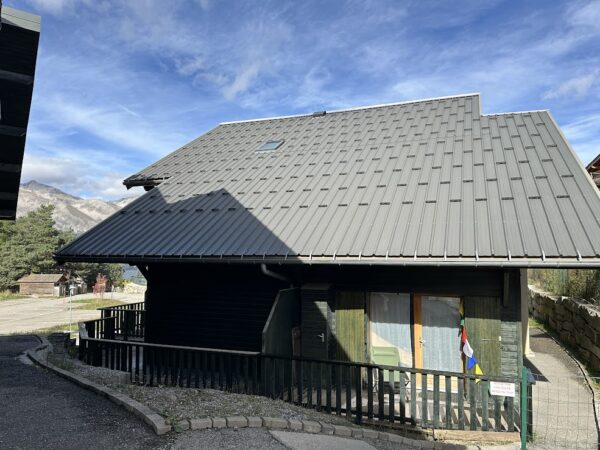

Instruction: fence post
[521,367,528,450]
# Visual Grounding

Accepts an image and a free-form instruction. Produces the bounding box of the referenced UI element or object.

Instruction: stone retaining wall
[529,285,600,371]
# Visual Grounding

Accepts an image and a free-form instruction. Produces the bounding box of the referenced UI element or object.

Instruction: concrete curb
[25,340,171,435]
[23,341,518,449]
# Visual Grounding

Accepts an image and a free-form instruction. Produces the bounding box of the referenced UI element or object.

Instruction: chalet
[0,5,40,220]
[56,94,600,433]
[587,153,600,189]
[17,273,67,297]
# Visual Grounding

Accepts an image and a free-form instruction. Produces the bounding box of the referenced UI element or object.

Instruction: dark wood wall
[142,263,522,376]
[144,264,287,351]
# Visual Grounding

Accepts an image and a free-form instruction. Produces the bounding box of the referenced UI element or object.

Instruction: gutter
[260,263,293,286]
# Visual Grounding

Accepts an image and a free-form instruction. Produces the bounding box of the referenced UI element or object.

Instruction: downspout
[260,263,293,287]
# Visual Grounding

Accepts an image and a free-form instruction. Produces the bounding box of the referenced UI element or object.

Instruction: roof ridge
[219,93,481,125]
[481,109,549,117]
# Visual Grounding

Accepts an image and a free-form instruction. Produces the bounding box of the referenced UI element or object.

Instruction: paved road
[527,327,598,450]
[0,293,143,334]
[0,335,165,450]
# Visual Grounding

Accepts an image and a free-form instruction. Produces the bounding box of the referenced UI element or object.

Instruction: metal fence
[527,372,599,450]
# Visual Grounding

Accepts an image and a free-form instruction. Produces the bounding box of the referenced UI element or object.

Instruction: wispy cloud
[9,0,600,199]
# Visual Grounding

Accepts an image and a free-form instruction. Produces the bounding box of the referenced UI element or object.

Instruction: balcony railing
[78,315,522,434]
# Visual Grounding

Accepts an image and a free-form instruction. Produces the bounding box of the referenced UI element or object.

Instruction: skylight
[257,140,284,152]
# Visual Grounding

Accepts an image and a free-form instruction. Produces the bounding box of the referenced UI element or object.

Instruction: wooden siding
[500,270,523,378]
[334,291,365,362]
[464,296,501,377]
[18,282,60,296]
[144,264,285,351]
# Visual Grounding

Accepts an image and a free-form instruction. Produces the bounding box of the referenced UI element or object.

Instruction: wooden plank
[326,363,332,414]
[422,372,428,426]
[469,378,477,430]
[389,370,395,423]
[482,381,489,431]
[458,379,465,430]
[355,366,362,424]
[378,369,384,420]
[410,372,417,422]
[445,375,452,429]
[464,296,501,377]
[335,292,365,362]
[345,365,352,420]
[367,367,373,419]
[399,371,406,422]
[433,374,440,429]
[336,365,342,415]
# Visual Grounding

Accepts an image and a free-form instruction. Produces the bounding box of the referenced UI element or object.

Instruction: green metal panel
[334,291,365,362]
[464,296,502,377]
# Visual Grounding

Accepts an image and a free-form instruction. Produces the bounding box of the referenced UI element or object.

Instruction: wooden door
[464,296,501,377]
[335,291,365,362]
[301,294,330,360]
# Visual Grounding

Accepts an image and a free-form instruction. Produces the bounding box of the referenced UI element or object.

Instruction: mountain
[17,181,138,234]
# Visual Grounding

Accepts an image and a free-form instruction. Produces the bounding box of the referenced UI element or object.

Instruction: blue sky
[9,0,600,200]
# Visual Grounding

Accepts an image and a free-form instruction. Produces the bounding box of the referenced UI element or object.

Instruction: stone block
[562,320,574,332]
[263,417,288,429]
[388,433,405,444]
[377,432,390,441]
[351,428,363,438]
[302,420,321,433]
[190,418,212,430]
[288,419,302,431]
[589,344,600,360]
[212,417,226,428]
[362,428,379,439]
[226,416,247,428]
[246,416,263,428]
[319,422,334,435]
[333,425,352,437]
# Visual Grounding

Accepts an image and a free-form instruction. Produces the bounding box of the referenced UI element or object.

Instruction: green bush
[529,269,600,304]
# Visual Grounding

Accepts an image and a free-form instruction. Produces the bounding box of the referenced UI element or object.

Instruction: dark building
[587,153,600,189]
[56,94,600,380]
[0,4,40,220]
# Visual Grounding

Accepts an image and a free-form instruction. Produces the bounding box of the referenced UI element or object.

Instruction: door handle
[317,333,325,343]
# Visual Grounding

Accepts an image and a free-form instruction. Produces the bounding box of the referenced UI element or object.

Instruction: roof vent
[312,111,326,117]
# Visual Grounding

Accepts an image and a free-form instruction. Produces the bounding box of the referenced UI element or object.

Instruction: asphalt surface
[0,335,419,449]
[0,335,165,450]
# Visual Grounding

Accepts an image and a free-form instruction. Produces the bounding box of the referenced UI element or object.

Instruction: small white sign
[490,381,516,398]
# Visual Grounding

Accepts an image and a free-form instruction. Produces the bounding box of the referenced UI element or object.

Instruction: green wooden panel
[335,291,365,362]
[464,296,501,377]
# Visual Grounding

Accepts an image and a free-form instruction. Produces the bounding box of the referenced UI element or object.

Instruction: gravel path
[0,335,166,450]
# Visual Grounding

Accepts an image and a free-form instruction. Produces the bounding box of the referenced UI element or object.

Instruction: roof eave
[53,253,600,268]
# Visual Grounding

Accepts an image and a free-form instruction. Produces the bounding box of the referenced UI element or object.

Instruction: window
[257,140,284,152]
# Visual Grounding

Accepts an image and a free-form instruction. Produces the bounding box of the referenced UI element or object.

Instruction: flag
[462,340,474,359]
[461,326,467,345]
[467,354,477,370]
[474,363,484,383]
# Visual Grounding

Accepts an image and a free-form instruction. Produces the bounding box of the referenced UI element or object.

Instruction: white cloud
[543,71,599,100]
[568,0,600,27]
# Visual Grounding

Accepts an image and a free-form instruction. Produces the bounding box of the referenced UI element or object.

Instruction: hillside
[16,181,138,234]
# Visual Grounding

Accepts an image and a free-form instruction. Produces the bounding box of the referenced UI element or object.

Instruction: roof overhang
[0,5,40,220]
[54,253,600,268]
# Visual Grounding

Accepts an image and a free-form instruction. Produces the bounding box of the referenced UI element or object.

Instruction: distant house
[0,5,41,220]
[587,153,600,189]
[17,274,67,297]
[56,94,600,381]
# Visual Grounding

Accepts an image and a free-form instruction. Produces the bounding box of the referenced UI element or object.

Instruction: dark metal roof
[0,5,40,220]
[57,94,600,267]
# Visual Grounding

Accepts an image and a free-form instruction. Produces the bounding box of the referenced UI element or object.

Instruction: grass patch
[71,298,125,310]
[0,291,26,301]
